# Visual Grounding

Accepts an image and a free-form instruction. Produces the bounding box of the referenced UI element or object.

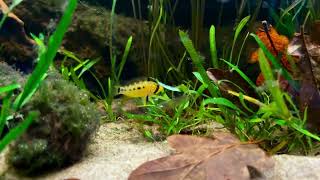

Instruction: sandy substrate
[1,120,320,180]
[0,121,171,180]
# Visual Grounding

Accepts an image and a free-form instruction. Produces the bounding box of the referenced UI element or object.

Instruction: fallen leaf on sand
[129,132,274,180]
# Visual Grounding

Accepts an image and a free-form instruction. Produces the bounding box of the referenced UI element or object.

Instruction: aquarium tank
[1,0,320,179]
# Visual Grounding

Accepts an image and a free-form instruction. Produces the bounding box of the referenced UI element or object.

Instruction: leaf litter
[129,132,274,180]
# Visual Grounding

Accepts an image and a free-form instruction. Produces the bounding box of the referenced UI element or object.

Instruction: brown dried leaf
[129,133,274,180]
[288,27,320,129]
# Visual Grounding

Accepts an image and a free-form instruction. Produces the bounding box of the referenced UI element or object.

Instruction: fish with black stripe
[116,78,164,104]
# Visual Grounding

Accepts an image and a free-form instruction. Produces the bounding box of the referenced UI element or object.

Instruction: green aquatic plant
[179,30,218,98]
[213,33,320,153]
[308,0,320,20]
[131,0,188,83]
[59,49,101,100]
[59,35,132,121]
[126,82,217,139]
[229,15,250,66]
[269,0,320,38]
[13,0,77,110]
[0,84,37,153]
[127,30,245,140]
[190,0,206,50]
[135,24,320,154]
[209,25,218,68]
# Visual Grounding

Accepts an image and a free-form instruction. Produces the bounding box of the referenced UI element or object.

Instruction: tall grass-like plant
[0,0,77,152]
[13,0,77,110]
[190,0,206,50]
[209,25,218,68]
[179,30,218,98]
[256,49,320,152]
[257,49,290,118]
[109,0,117,61]
[308,0,320,20]
[57,0,131,121]
[174,27,320,153]
[229,15,250,65]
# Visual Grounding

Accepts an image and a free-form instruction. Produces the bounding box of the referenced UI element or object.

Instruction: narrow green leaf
[275,119,287,126]
[249,118,264,123]
[13,0,78,110]
[238,92,254,113]
[230,15,250,63]
[78,58,100,78]
[117,36,133,80]
[0,92,13,137]
[179,30,218,97]
[223,60,257,90]
[258,49,290,118]
[192,72,205,84]
[209,25,218,68]
[203,97,244,114]
[60,49,82,63]
[0,111,38,152]
[291,123,320,141]
[0,84,20,94]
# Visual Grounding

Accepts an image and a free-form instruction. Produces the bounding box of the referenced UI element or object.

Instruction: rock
[0,61,26,87]
[265,155,320,180]
[6,0,148,78]
[4,0,183,81]
[6,70,101,175]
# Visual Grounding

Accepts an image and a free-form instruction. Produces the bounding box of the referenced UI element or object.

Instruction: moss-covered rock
[0,61,26,87]
[7,70,100,175]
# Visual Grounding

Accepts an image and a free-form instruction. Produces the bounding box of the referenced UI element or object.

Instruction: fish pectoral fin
[141,96,147,106]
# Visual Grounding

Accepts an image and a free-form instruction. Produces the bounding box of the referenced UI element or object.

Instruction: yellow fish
[117,80,164,98]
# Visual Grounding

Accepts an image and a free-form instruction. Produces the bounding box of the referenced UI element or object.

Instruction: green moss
[0,62,25,87]
[7,70,100,175]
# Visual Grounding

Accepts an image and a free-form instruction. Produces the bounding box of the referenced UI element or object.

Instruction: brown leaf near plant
[288,25,320,130]
[206,68,259,113]
[129,133,274,180]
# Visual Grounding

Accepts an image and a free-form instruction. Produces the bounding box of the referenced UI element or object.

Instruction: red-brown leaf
[129,133,274,180]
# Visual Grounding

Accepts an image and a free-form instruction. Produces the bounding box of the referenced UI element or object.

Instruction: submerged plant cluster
[1,0,320,176]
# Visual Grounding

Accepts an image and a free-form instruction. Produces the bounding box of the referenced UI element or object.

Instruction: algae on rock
[7,70,100,175]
